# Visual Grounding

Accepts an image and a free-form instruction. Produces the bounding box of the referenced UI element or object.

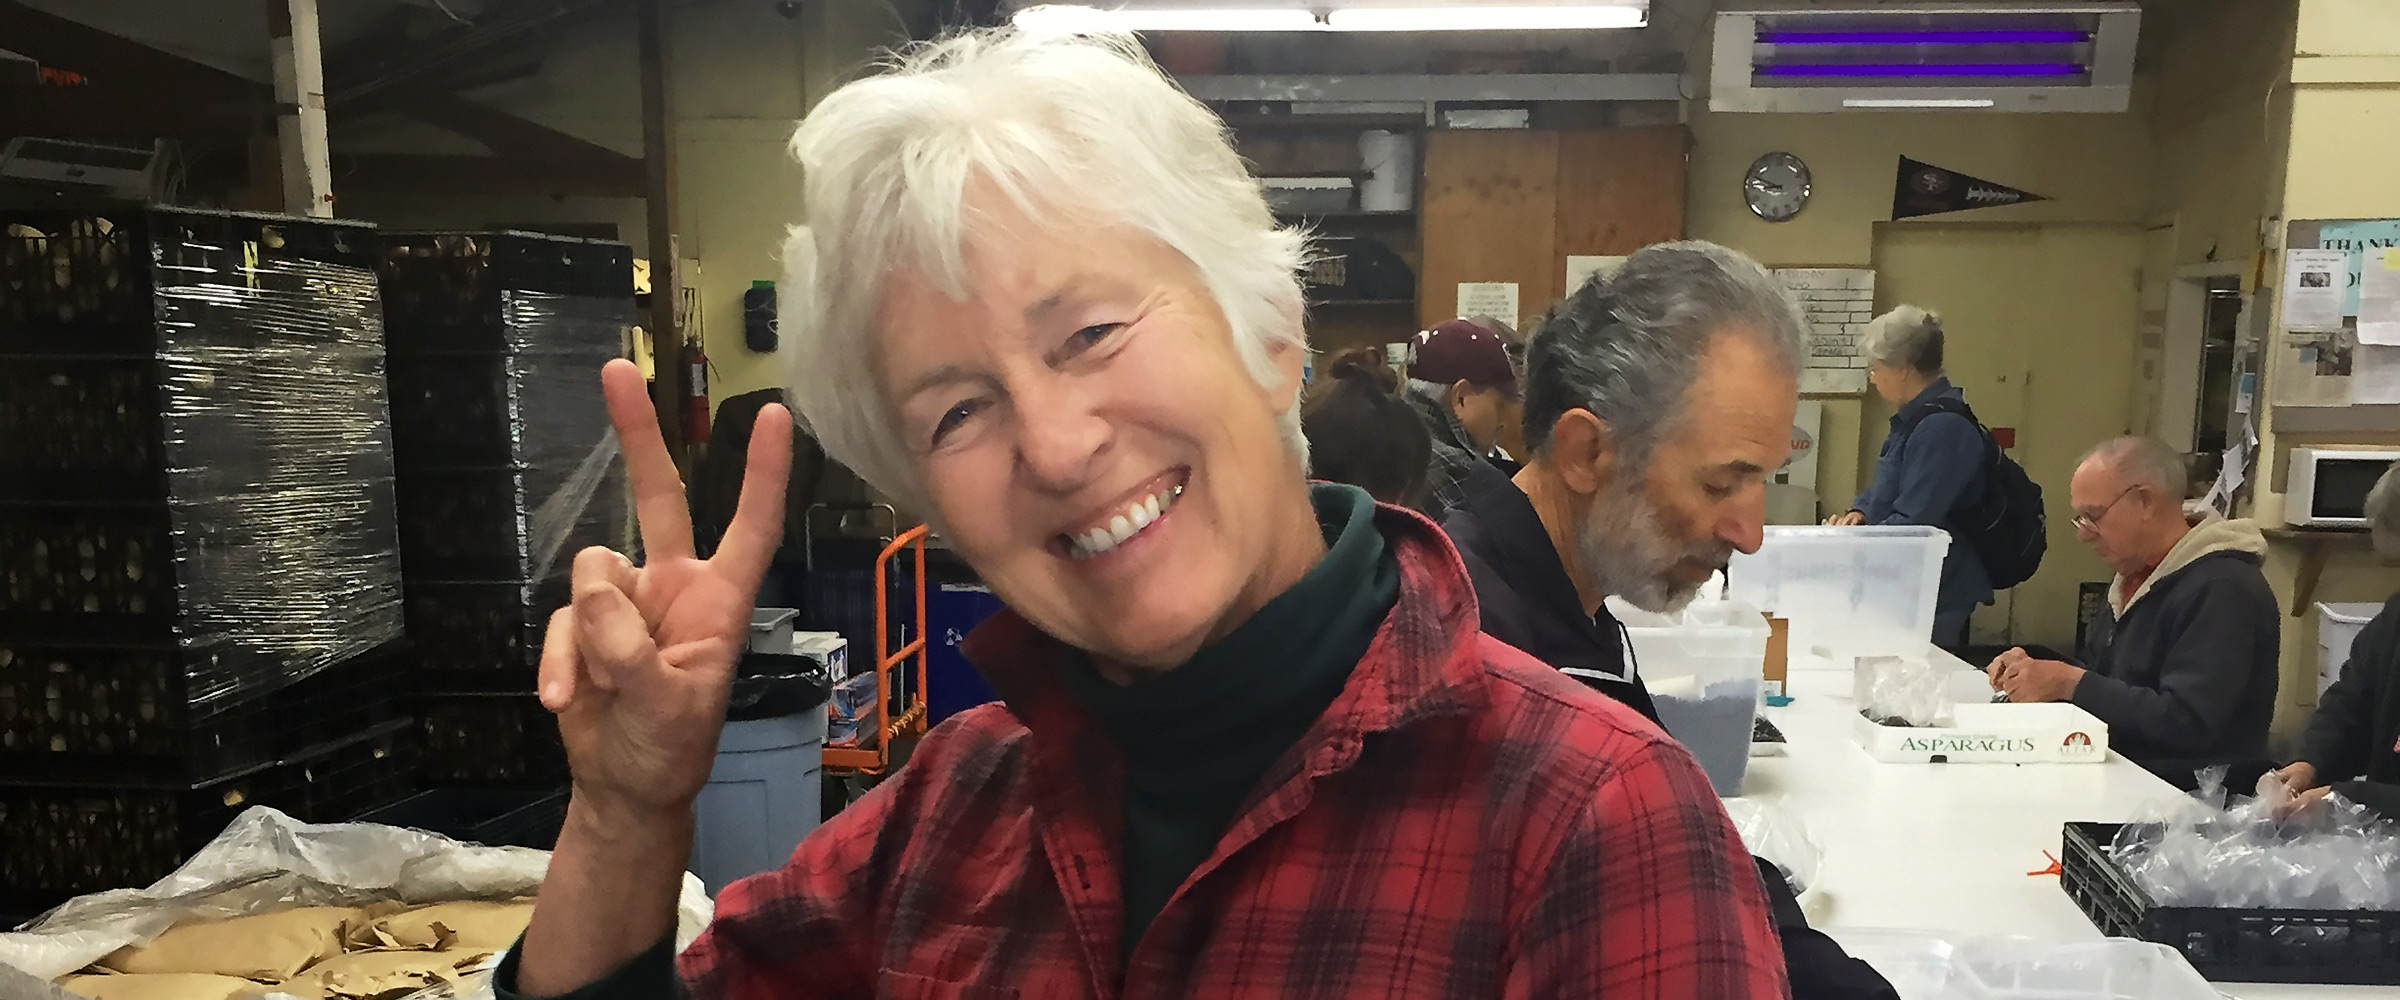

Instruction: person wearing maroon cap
[1403,316,1520,520]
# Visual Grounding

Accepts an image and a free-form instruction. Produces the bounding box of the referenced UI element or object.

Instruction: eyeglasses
[2072,485,2142,531]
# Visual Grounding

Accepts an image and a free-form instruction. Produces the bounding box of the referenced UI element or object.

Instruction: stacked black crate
[378,232,630,810]
[0,207,414,912]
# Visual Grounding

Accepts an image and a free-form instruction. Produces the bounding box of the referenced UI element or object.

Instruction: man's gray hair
[1863,305,1945,375]
[1519,241,1805,465]
[2367,460,2400,559]
[2081,436,2190,498]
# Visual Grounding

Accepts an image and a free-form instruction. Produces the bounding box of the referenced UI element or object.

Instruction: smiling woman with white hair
[1831,304,1995,649]
[499,25,1783,1000]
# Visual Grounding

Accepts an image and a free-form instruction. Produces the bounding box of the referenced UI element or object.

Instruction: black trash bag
[728,651,833,722]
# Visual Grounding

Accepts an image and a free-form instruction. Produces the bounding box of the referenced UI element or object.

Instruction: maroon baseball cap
[1408,318,1518,393]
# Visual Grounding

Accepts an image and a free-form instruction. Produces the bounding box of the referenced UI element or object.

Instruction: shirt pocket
[874,970,1022,1000]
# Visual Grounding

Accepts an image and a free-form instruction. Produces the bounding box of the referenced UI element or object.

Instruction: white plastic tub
[2315,601,2383,698]
[1613,598,1769,796]
[1728,526,1950,662]
[1824,930,2217,1000]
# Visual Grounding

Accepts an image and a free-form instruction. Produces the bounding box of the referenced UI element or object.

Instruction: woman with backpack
[1829,305,1994,650]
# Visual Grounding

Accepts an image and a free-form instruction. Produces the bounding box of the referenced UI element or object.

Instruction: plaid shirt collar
[963,502,1488,763]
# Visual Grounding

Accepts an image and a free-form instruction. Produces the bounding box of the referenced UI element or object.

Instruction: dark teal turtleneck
[1056,483,1399,958]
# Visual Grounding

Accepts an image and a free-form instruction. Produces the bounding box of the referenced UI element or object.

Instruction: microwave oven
[2285,447,2400,528]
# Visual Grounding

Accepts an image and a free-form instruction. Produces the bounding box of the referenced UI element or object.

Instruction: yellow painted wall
[1683,22,2154,650]
[335,1,908,402]
[2241,0,2400,741]
[1870,224,2147,651]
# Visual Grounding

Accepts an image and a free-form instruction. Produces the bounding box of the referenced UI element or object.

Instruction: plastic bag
[0,807,714,983]
[1721,798,1824,894]
[1854,655,1954,728]
[2107,765,2400,911]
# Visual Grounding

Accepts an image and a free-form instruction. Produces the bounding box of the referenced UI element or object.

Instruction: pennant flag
[1892,156,2048,220]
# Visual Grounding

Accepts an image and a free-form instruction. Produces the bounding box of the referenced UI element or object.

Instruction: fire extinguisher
[681,337,711,445]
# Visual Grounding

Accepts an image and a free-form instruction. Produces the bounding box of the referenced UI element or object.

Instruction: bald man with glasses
[1987,436,2280,774]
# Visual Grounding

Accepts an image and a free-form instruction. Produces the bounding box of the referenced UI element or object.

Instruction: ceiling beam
[326,0,621,109]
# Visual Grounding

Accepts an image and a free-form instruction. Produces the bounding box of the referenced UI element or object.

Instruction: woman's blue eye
[933,399,985,443]
[1068,324,1120,353]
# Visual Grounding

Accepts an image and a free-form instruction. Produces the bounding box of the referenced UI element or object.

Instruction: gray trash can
[689,652,830,895]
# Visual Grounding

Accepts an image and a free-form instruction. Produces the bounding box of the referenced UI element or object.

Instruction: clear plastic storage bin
[1612,598,1769,796]
[1824,930,2217,1000]
[1728,526,1950,662]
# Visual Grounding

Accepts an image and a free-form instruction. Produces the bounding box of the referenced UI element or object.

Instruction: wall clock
[1745,151,1811,223]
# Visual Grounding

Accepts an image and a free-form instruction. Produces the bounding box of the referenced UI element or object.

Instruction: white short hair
[1862,304,1944,375]
[780,28,1310,512]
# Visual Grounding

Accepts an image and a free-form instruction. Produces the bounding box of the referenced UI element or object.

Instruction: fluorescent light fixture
[1326,5,1647,31]
[1757,63,2085,78]
[1012,3,1646,33]
[1756,30,2091,45]
[1014,5,1320,32]
[1841,97,1999,109]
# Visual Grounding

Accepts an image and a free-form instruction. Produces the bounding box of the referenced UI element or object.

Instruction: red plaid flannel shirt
[682,506,1787,998]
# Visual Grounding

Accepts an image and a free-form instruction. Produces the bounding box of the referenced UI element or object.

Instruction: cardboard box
[793,631,849,681]
[1852,703,2111,764]
[1762,616,1789,698]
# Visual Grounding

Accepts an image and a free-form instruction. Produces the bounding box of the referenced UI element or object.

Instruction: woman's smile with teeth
[1067,484,1184,560]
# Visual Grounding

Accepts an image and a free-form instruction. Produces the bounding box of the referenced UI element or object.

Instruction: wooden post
[266,0,332,217]
[637,0,687,462]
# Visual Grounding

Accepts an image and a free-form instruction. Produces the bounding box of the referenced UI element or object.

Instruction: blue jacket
[1850,378,1994,614]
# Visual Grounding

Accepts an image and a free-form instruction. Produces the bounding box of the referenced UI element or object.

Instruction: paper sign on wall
[1455,282,1520,331]
[2282,248,2348,333]
[2359,249,2400,346]
[1774,268,1877,393]
[1564,256,1626,297]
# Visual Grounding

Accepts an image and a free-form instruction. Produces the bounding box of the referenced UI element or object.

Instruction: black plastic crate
[385,355,520,469]
[403,578,567,675]
[396,468,618,582]
[0,358,165,497]
[0,504,178,638]
[379,232,634,351]
[397,468,532,579]
[2,206,379,353]
[0,640,409,784]
[2062,821,2400,985]
[0,722,414,911]
[0,209,154,342]
[419,692,566,786]
[358,786,568,850]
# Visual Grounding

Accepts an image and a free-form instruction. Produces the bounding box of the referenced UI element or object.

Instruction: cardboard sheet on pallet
[0,807,712,989]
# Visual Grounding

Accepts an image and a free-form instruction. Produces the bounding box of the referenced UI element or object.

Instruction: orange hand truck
[821,524,929,776]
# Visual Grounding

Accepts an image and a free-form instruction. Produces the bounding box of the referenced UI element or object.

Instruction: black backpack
[1908,397,2047,590]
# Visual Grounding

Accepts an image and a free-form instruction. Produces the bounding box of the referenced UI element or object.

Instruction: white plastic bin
[1612,598,1769,796]
[2315,601,2382,698]
[1728,526,1950,662]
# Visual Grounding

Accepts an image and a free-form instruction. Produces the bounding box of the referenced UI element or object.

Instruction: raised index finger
[601,358,694,561]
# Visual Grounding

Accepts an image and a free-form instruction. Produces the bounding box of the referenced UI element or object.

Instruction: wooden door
[1419,126,1688,333]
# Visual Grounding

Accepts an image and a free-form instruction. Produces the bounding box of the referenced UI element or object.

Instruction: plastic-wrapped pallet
[377,232,632,685]
[377,232,633,795]
[0,206,405,736]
